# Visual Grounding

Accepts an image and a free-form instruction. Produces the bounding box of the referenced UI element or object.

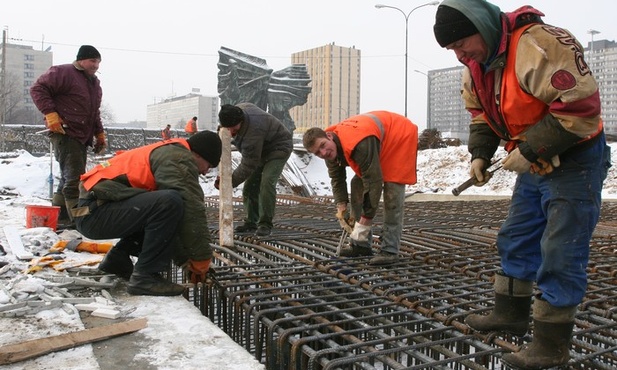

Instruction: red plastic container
[25,205,61,231]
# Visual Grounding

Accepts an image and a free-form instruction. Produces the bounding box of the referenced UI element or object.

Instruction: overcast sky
[4,0,615,129]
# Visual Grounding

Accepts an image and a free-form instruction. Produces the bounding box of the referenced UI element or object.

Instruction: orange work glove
[44,112,66,134]
[93,132,107,154]
[186,259,212,284]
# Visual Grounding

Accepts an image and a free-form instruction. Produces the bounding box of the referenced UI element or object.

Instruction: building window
[24,54,35,61]
[24,71,35,78]
[24,63,34,70]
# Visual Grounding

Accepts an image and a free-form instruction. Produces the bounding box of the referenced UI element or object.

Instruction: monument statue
[217,47,311,132]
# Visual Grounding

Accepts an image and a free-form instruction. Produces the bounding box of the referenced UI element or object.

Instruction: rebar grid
[174,199,617,369]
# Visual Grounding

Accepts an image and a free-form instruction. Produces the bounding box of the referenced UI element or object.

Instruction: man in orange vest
[74,131,222,296]
[433,1,609,368]
[303,111,418,265]
[161,124,172,140]
[185,116,198,135]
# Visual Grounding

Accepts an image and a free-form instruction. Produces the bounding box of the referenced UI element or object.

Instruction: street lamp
[375,1,439,117]
[587,29,600,74]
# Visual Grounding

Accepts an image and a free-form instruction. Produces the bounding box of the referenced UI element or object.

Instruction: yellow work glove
[185,259,212,284]
[93,132,107,154]
[335,202,354,233]
[44,112,66,134]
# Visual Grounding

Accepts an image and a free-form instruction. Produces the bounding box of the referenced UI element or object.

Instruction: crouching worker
[73,131,222,296]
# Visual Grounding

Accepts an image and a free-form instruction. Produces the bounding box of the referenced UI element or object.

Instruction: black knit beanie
[187,130,222,167]
[218,104,244,128]
[434,5,479,47]
[76,45,102,61]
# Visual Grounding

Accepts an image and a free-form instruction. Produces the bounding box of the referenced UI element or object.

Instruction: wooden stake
[219,128,234,247]
[0,317,147,365]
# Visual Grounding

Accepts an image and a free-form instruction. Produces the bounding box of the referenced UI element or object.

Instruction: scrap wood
[3,226,33,260]
[0,317,147,365]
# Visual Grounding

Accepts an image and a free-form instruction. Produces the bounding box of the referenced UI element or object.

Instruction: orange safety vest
[81,139,190,191]
[185,119,197,134]
[326,111,418,184]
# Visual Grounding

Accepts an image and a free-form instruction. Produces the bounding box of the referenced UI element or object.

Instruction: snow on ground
[0,143,616,369]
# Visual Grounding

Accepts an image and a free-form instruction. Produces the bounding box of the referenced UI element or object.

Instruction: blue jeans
[497,133,610,307]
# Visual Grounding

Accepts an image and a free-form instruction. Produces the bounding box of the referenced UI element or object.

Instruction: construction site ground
[3,194,616,369]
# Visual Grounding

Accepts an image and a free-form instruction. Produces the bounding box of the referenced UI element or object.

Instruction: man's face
[308,134,337,161]
[446,33,488,64]
[78,58,101,76]
[225,123,241,137]
[194,154,212,175]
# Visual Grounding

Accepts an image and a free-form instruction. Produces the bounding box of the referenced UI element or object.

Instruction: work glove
[214,176,220,190]
[335,202,354,233]
[93,133,107,155]
[502,148,532,174]
[185,258,212,284]
[530,155,560,176]
[469,158,491,186]
[349,217,372,243]
[44,112,65,134]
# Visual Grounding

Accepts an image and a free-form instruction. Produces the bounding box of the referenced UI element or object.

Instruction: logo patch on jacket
[551,70,576,90]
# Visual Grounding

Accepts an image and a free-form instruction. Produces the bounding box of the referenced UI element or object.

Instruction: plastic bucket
[25,205,61,231]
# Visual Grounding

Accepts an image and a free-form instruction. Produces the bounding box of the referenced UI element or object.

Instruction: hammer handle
[452,177,477,196]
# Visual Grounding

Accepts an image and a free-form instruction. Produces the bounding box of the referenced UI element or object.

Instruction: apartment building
[290,43,361,132]
[589,39,617,137]
[0,36,52,125]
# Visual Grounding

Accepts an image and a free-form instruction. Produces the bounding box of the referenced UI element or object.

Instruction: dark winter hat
[218,104,244,128]
[433,5,479,47]
[76,45,102,61]
[187,130,222,167]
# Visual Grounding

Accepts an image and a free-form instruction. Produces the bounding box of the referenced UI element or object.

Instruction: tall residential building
[146,93,219,132]
[290,43,361,132]
[587,39,617,137]
[425,66,469,142]
[0,36,53,125]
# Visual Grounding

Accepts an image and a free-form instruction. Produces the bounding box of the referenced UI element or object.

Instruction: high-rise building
[146,93,219,132]
[290,43,361,132]
[425,66,469,142]
[0,36,52,125]
[588,39,617,137]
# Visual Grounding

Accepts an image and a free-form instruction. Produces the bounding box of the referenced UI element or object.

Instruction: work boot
[52,193,74,230]
[98,246,134,279]
[127,271,186,296]
[339,244,373,257]
[255,225,271,236]
[502,297,576,369]
[235,223,257,233]
[465,272,533,336]
[369,251,399,265]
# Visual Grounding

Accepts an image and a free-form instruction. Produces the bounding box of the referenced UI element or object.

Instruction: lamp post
[587,29,600,74]
[375,1,439,117]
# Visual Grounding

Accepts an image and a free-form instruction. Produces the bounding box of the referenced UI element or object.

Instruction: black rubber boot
[98,246,134,279]
[127,271,186,296]
[502,298,576,369]
[465,272,532,336]
[234,223,257,233]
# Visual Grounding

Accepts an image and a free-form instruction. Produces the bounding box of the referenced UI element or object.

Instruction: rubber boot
[339,243,373,257]
[98,246,134,279]
[465,271,532,336]
[127,271,186,296]
[502,297,576,369]
[57,198,78,230]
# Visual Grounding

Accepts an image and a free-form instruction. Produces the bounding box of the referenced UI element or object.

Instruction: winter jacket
[447,0,603,163]
[325,111,418,219]
[79,141,214,263]
[30,62,104,147]
[185,118,197,134]
[230,103,292,187]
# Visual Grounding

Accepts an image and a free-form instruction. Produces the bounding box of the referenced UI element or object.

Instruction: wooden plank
[3,226,34,260]
[0,317,147,365]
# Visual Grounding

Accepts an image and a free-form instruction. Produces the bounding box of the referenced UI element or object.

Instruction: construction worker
[433,1,610,368]
[161,124,172,140]
[185,116,198,135]
[30,45,106,230]
[303,111,418,265]
[74,130,222,296]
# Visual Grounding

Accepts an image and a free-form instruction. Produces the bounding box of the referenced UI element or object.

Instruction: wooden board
[3,226,34,260]
[0,317,147,365]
